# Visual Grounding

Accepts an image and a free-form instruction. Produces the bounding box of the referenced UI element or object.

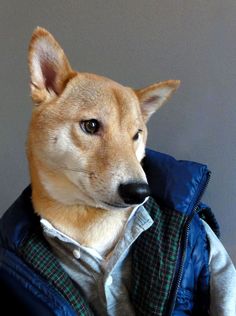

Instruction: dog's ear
[135,80,180,122]
[28,27,75,105]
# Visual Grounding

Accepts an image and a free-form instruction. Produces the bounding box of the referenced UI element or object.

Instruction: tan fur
[27,27,180,255]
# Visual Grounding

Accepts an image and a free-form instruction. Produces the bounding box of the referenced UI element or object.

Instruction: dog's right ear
[28,27,75,105]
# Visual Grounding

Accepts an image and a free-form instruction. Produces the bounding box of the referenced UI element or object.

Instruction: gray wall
[0,1,236,263]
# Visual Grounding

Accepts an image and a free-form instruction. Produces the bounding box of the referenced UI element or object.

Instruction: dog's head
[27,27,180,211]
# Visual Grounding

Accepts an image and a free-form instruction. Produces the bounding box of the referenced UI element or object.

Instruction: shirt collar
[40,197,153,260]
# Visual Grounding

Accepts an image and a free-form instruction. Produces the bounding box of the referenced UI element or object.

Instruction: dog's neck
[29,159,132,255]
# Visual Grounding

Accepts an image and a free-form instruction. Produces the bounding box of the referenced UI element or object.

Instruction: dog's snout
[118,182,150,205]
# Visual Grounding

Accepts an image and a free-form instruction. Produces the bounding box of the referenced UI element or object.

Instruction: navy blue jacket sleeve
[0,248,77,316]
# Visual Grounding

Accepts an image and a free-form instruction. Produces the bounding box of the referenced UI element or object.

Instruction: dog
[28,27,179,256]
[2,26,236,315]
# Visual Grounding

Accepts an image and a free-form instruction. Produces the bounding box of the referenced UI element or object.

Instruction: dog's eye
[133,129,142,141]
[80,119,100,135]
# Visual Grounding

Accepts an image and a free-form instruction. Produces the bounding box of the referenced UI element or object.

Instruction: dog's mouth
[101,200,130,209]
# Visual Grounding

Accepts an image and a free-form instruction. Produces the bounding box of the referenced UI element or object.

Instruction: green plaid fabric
[131,197,187,315]
[18,197,186,316]
[19,230,94,316]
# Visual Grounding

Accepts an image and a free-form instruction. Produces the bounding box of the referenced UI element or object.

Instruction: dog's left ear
[135,80,180,122]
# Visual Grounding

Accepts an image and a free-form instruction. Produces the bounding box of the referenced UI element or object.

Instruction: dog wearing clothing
[0,28,235,316]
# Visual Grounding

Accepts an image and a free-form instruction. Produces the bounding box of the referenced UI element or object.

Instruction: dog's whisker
[55,166,90,174]
[55,166,97,179]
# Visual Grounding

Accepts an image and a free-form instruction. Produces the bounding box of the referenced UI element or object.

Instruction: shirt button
[73,249,81,259]
[106,275,113,286]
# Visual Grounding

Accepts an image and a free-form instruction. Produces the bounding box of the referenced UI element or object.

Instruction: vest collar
[144,149,210,215]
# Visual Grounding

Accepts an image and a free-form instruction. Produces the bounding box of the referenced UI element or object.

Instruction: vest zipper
[166,170,211,315]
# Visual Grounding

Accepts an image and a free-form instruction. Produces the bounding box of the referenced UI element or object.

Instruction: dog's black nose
[118,182,150,205]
